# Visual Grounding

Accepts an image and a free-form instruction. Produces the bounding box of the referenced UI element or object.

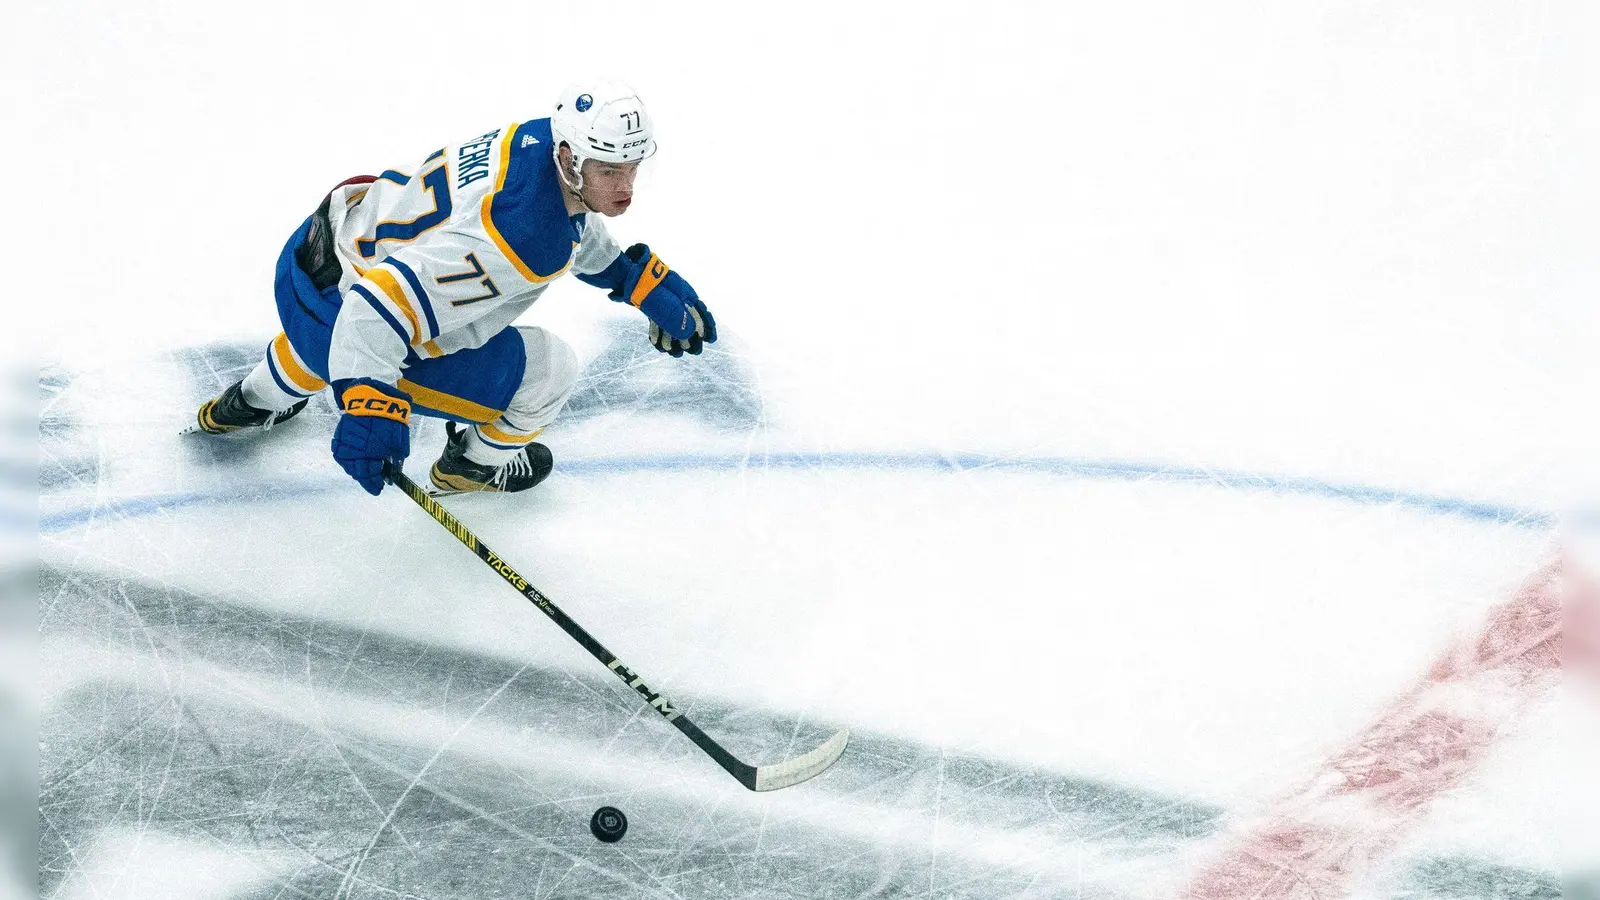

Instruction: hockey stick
[383,465,850,791]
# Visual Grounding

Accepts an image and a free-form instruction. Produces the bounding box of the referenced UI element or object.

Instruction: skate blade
[179,422,268,437]
[423,484,512,497]
[423,486,492,497]
[181,418,288,437]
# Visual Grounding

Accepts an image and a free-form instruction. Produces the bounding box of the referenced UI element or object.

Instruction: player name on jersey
[456,129,500,189]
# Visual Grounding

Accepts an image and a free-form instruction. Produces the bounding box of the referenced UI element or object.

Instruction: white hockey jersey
[322,118,621,384]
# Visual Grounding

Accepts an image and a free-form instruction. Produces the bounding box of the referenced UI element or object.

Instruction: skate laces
[260,403,299,431]
[489,451,533,489]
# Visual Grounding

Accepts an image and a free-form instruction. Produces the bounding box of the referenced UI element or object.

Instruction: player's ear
[557,143,578,182]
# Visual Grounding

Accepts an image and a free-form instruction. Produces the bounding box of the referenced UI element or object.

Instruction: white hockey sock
[462,427,523,468]
[240,360,305,412]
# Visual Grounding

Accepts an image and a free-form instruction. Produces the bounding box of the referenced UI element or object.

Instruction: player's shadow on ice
[168,320,762,467]
[169,344,338,468]
[563,320,764,432]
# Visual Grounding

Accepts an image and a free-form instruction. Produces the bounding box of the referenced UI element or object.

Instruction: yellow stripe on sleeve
[272,334,327,392]
[364,267,423,345]
[480,123,574,285]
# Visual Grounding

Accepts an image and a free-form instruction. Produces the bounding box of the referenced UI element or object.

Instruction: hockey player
[192,81,715,495]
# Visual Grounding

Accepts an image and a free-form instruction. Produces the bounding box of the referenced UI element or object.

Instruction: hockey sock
[241,360,308,412]
[462,426,527,468]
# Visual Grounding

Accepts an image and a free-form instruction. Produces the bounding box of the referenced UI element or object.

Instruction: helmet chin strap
[554,149,602,214]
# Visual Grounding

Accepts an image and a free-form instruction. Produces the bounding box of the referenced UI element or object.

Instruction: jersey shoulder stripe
[363,267,424,345]
[481,119,577,284]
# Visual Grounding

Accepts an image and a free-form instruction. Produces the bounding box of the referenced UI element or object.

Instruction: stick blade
[750,729,850,792]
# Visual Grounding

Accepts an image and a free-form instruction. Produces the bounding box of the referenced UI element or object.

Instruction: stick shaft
[387,469,759,788]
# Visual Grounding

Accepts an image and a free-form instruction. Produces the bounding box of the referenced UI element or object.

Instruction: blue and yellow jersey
[323,118,622,383]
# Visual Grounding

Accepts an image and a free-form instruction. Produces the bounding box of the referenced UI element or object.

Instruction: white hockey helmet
[551,81,656,187]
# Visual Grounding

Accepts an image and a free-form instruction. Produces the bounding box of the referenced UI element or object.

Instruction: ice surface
[26,0,1593,897]
[36,335,1570,899]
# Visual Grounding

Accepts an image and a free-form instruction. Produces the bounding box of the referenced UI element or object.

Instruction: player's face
[581,160,640,216]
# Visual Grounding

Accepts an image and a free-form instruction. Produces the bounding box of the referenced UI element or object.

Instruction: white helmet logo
[552,79,656,180]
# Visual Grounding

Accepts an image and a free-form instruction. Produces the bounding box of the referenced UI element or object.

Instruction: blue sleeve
[483,120,580,282]
[575,251,628,295]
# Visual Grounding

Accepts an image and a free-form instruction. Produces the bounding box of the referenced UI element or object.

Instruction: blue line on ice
[38,451,1553,535]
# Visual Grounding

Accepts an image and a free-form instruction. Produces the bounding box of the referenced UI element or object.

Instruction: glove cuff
[334,378,412,425]
[625,251,670,309]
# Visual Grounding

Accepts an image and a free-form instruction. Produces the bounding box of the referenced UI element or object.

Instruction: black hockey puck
[590,806,627,843]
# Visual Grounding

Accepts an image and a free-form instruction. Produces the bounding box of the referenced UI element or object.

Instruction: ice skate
[428,421,553,494]
[187,381,308,436]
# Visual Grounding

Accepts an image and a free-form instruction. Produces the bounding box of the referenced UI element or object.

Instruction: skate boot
[194,381,308,435]
[429,421,554,493]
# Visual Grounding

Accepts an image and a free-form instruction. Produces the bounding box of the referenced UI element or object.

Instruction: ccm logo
[344,397,409,421]
[622,139,649,149]
[607,660,681,720]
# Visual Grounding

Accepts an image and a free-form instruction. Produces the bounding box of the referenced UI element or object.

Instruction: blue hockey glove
[648,300,716,357]
[613,244,717,357]
[330,378,411,496]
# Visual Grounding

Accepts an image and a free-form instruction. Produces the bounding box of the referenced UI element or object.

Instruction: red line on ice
[1182,557,1562,900]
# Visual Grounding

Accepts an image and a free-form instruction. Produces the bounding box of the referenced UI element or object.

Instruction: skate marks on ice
[40,346,335,497]
[38,566,1556,900]
[40,343,1553,534]
[40,564,1208,900]
[1399,859,1561,900]
[162,327,766,436]
[1181,560,1563,900]
[158,327,767,440]
[40,331,763,501]
[38,366,93,492]
[562,319,764,432]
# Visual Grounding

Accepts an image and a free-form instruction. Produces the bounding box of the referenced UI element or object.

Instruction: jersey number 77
[357,166,452,260]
